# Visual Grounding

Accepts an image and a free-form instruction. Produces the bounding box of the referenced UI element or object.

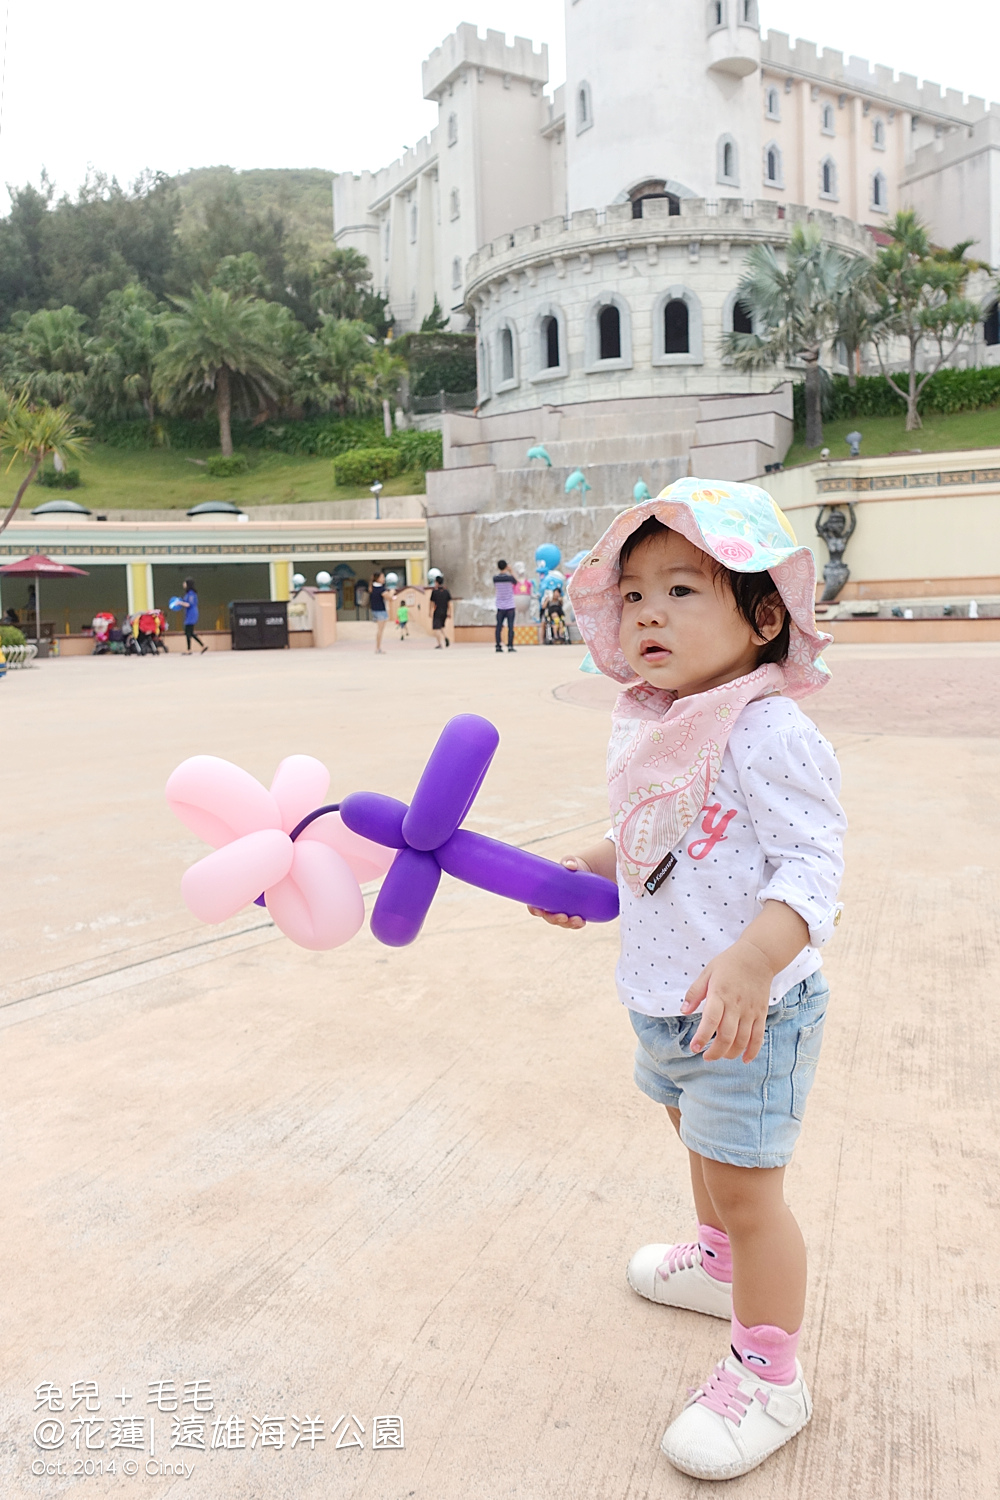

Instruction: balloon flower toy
[338,714,619,945]
[166,754,395,950]
[167,715,618,951]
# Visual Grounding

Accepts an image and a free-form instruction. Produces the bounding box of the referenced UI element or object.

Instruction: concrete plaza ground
[3,634,998,1499]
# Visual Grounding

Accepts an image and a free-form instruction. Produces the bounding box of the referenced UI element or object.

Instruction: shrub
[389,427,444,472]
[1,625,26,647]
[205,453,249,477]
[392,331,477,399]
[35,466,83,489]
[793,366,1000,428]
[333,447,403,486]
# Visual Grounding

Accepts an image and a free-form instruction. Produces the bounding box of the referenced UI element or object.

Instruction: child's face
[618,529,778,697]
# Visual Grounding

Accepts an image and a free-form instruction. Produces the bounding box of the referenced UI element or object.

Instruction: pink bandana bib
[609,663,786,896]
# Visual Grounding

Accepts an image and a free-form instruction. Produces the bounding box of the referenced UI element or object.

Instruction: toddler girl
[531,479,845,1481]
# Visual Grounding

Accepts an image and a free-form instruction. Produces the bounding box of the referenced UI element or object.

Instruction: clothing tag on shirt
[643,852,677,895]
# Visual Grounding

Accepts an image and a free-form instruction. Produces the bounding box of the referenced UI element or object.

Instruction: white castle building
[334,13,999,402]
[334,8,1000,605]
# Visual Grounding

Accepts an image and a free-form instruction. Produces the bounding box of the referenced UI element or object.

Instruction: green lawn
[783,406,1000,468]
[5,444,425,514]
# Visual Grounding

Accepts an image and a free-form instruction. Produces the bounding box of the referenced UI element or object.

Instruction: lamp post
[370,481,383,520]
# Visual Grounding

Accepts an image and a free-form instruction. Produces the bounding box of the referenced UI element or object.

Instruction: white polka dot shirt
[614,697,846,1018]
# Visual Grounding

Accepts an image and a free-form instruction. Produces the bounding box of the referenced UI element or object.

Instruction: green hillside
[783,407,1000,467]
[3,443,423,514]
[173,166,336,261]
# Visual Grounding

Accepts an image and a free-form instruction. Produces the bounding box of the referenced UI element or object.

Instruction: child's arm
[527,840,617,929]
[682,900,809,1063]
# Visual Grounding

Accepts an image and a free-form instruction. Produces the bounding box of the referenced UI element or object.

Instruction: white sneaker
[660,1355,812,1480]
[626,1242,733,1320]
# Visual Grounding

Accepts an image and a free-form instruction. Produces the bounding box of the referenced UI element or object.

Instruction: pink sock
[697,1224,732,1283]
[730,1315,800,1386]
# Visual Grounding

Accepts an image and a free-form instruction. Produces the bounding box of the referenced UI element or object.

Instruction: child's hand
[682,901,809,1063]
[681,937,773,1063]
[527,855,592,929]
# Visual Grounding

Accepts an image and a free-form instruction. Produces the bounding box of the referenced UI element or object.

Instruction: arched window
[499,326,515,383]
[664,300,689,354]
[764,142,783,187]
[449,188,460,220]
[820,157,837,198]
[632,190,680,218]
[765,87,780,120]
[447,113,458,146]
[741,0,756,22]
[598,304,621,360]
[542,315,560,368]
[821,103,835,135]
[576,81,593,133]
[873,117,885,149]
[733,299,753,335]
[451,256,462,289]
[717,135,738,185]
[409,203,418,242]
[871,171,887,211]
[708,0,725,30]
[984,302,999,346]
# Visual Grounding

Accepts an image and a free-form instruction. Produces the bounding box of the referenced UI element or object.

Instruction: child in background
[531,479,845,1481]
[396,598,409,639]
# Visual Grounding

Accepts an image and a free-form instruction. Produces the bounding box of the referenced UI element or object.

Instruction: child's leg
[698,1157,805,1334]
[666,1106,719,1233]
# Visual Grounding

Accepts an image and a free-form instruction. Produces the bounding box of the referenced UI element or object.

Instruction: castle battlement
[465,198,872,295]
[423,23,548,101]
[762,31,999,123]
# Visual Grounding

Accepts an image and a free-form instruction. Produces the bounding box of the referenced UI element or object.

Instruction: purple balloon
[339,791,408,848]
[436,829,619,922]
[338,713,619,945]
[370,848,441,947]
[402,714,499,850]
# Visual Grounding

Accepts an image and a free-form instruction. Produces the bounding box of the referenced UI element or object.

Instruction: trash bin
[229,600,289,650]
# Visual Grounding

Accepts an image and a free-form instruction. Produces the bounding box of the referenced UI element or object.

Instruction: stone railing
[465,197,872,299]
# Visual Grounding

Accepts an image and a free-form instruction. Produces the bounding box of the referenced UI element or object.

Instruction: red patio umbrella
[0,553,89,643]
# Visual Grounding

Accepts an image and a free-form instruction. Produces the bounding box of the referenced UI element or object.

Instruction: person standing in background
[430,576,451,649]
[493,559,516,654]
[369,570,389,655]
[180,578,207,654]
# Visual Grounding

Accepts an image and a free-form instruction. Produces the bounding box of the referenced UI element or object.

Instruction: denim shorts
[629,970,829,1169]
[371,610,388,622]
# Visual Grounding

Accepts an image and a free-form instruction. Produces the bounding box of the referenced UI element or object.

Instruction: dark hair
[497,559,508,569]
[618,517,790,664]
[183,577,196,591]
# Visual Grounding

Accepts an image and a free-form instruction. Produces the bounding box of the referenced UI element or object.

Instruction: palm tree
[86,283,167,424]
[367,345,407,437]
[311,317,374,416]
[869,211,982,430]
[722,223,867,449]
[4,306,93,408]
[153,286,289,455]
[0,396,90,535]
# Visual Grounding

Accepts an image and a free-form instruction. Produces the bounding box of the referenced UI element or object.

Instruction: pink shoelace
[689,1363,752,1425]
[657,1242,701,1278]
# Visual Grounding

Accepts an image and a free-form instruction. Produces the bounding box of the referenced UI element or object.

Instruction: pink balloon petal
[270,755,331,834]
[298,811,396,883]
[167,756,281,847]
[181,829,293,923]
[265,841,365,951]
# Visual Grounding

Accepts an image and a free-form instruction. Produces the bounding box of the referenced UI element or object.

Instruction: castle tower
[564,0,763,214]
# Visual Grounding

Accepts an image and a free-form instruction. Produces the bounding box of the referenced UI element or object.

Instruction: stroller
[91,611,117,654]
[136,611,163,655]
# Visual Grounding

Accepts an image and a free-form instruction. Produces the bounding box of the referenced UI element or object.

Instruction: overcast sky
[0,0,995,213]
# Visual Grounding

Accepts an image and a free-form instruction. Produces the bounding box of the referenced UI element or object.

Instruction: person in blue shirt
[180,578,207,654]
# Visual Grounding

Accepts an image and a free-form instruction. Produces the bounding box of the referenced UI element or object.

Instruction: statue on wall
[815,503,857,601]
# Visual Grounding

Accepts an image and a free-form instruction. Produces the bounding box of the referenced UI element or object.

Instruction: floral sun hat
[567,476,832,700]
